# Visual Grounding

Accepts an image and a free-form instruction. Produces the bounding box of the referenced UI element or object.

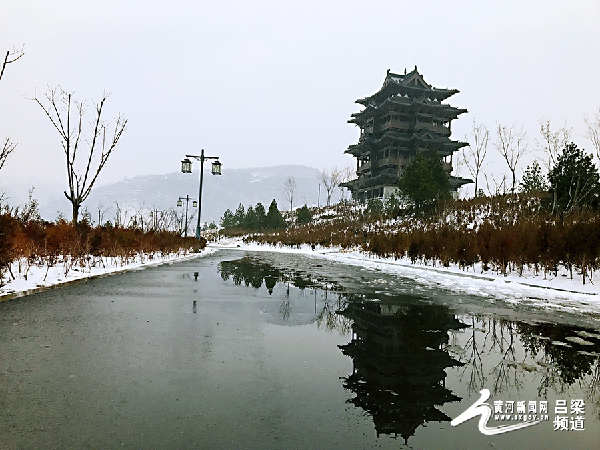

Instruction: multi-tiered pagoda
[342,67,470,201]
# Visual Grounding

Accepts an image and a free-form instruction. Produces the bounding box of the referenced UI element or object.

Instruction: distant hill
[5,165,346,225]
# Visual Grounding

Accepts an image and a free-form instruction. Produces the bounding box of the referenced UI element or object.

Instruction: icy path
[0,248,219,301]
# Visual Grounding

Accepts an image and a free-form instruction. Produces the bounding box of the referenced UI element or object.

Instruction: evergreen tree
[398,152,451,214]
[243,205,257,230]
[233,203,245,228]
[385,194,401,217]
[265,199,286,230]
[254,202,267,231]
[220,209,234,229]
[366,198,384,217]
[519,161,547,193]
[296,204,312,224]
[547,143,600,214]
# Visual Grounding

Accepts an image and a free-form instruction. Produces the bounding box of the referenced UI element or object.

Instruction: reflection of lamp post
[177,195,197,237]
[181,149,222,239]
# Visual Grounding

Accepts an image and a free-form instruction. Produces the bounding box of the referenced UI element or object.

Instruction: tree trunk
[72,201,80,225]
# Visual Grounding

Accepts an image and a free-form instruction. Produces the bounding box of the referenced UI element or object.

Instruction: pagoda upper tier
[349,95,467,127]
[356,66,459,106]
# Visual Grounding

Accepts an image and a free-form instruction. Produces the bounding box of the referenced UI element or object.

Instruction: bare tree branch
[462,119,489,196]
[494,123,528,194]
[339,166,355,201]
[537,117,571,169]
[0,137,17,171]
[0,46,24,82]
[0,46,24,173]
[319,167,342,207]
[30,86,127,224]
[283,176,297,212]
[584,108,600,163]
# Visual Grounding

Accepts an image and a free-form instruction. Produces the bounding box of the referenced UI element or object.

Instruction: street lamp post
[181,149,222,239]
[177,195,197,237]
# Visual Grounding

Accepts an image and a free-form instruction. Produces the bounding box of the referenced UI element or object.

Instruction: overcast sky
[1,0,599,197]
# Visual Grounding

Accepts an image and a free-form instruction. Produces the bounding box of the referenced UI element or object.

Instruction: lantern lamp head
[211,160,222,176]
[177,199,183,207]
[193,200,198,208]
[181,158,193,174]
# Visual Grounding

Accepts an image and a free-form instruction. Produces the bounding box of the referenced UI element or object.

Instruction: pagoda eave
[357,86,459,107]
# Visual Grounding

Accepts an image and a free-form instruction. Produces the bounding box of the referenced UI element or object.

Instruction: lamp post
[177,195,197,237]
[181,149,222,239]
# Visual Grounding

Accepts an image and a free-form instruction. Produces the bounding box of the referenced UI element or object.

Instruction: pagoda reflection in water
[337,297,467,444]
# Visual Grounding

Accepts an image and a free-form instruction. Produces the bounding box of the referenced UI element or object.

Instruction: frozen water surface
[1,249,599,449]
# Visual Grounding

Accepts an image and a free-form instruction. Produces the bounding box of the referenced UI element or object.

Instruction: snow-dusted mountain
[5,165,346,225]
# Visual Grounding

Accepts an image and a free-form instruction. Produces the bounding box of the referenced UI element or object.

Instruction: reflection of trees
[315,293,352,335]
[452,316,600,417]
[453,318,531,395]
[218,257,322,295]
[489,321,521,395]
[279,282,292,320]
[218,257,342,321]
[219,257,283,293]
[459,316,486,395]
[517,322,600,416]
[337,299,466,444]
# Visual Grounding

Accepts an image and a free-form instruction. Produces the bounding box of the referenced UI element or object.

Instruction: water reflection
[454,318,600,408]
[218,256,345,324]
[337,296,466,443]
[217,255,600,443]
[218,257,317,294]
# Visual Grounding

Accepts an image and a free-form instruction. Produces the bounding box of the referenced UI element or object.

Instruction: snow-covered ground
[0,248,219,301]
[211,238,600,314]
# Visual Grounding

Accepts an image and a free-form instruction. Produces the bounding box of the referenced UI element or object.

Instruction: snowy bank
[211,238,600,313]
[0,248,219,301]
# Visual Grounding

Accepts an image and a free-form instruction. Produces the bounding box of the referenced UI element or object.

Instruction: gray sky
[1,0,599,197]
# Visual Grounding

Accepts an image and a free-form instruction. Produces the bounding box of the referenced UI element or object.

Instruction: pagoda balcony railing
[357,161,372,174]
[370,156,401,168]
[415,122,450,135]
[377,124,412,133]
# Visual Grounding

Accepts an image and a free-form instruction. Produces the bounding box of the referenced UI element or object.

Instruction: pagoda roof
[450,175,473,189]
[345,130,468,157]
[356,67,459,107]
[340,170,398,191]
[349,95,467,125]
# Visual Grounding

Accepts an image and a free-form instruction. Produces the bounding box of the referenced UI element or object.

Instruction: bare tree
[0,46,24,82]
[339,166,355,201]
[484,172,507,197]
[96,200,111,226]
[537,117,571,169]
[584,108,600,162]
[0,46,24,172]
[319,166,342,207]
[462,119,489,197]
[283,176,297,212]
[0,138,16,172]
[494,123,528,193]
[32,86,127,224]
